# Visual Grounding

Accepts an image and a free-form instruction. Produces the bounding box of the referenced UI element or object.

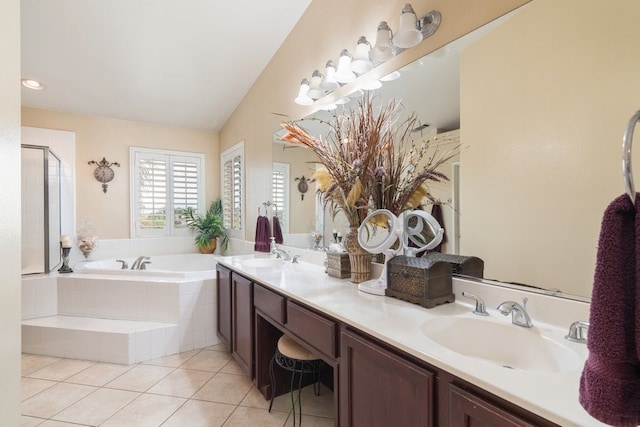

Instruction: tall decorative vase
[344,226,372,284]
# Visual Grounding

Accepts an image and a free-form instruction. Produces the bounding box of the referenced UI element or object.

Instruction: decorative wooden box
[326,252,350,279]
[421,253,484,278]
[386,255,455,309]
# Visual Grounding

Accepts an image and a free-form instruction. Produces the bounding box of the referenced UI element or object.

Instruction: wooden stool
[268,334,321,426]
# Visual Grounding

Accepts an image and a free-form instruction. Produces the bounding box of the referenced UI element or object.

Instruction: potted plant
[184,199,229,253]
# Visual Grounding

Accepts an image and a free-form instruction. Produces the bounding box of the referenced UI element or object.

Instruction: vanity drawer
[254,284,286,325]
[286,301,337,358]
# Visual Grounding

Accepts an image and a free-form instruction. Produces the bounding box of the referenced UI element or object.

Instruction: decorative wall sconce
[294,3,441,106]
[295,176,309,200]
[88,157,120,193]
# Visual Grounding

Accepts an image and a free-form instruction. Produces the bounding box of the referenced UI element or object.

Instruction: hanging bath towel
[254,215,271,252]
[272,216,284,244]
[579,193,640,426]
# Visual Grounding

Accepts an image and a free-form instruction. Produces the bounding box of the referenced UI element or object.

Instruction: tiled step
[22,315,179,364]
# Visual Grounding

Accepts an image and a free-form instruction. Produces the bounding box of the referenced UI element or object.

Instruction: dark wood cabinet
[231,273,254,377]
[449,385,539,427]
[215,264,232,349]
[340,329,435,427]
[219,264,560,427]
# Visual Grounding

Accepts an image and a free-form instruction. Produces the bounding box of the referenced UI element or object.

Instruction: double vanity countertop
[217,253,603,427]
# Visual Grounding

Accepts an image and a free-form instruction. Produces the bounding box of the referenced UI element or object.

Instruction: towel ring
[622,110,640,205]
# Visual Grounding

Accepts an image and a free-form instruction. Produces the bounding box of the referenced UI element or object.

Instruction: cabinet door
[216,264,232,349]
[340,329,434,427]
[449,385,537,427]
[232,273,254,378]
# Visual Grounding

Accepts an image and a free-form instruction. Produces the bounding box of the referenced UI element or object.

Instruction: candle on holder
[60,235,72,248]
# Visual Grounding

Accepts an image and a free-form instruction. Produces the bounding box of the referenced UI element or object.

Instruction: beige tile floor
[21,344,335,426]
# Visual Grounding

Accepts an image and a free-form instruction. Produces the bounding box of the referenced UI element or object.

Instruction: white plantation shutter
[272,162,289,234]
[221,142,244,235]
[172,158,200,229]
[131,148,204,237]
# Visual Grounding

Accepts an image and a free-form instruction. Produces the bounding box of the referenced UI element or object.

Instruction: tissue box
[421,253,484,278]
[326,252,350,279]
[386,255,455,309]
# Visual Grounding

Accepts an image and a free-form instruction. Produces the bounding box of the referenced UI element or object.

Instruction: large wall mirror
[271,0,640,301]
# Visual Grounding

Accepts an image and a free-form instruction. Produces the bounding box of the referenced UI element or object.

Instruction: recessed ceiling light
[21,79,45,90]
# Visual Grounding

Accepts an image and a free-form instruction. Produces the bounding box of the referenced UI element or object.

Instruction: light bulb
[294,79,313,106]
[393,4,423,49]
[320,60,340,91]
[369,21,394,64]
[307,70,325,100]
[351,36,373,75]
[361,79,382,91]
[335,49,356,84]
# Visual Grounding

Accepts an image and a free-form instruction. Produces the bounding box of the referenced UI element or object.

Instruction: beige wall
[0,0,22,423]
[220,0,529,241]
[22,108,219,239]
[460,0,640,296]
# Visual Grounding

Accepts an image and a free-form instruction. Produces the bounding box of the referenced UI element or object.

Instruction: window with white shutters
[221,142,244,236]
[131,147,204,237]
[272,162,289,234]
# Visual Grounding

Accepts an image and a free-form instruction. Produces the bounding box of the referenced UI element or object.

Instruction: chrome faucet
[116,259,128,269]
[497,298,533,328]
[565,321,589,343]
[292,254,301,263]
[271,247,292,261]
[462,291,488,316]
[131,256,150,270]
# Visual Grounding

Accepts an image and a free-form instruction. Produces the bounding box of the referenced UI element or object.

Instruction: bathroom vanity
[216,255,597,426]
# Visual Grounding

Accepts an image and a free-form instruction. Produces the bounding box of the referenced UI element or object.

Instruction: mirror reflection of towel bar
[623,110,640,205]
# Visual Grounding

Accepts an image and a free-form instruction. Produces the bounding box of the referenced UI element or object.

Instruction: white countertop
[218,253,604,427]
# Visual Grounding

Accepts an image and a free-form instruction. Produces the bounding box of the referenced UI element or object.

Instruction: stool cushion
[277,334,317,361]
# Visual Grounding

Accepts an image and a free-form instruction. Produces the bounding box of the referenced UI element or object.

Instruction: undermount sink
[240,258,286,268]
[421,316,583,374]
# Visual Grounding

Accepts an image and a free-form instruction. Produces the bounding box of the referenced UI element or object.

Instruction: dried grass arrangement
[280,93,459,227]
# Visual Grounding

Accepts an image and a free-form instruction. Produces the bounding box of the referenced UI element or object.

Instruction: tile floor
[21,344,335,426]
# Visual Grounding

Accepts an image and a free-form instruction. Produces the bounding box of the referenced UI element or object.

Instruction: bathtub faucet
[131,256,150,270]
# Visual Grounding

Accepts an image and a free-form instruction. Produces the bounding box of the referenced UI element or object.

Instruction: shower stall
[21,144,62,274]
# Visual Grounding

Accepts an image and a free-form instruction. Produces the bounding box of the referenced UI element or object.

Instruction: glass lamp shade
[393,4,423,48]
[307,70,325,99]
[380,70,401,82]
[361,79,382,91]
[335,49,356,84]
[335,96,351,105]
[351,36,373,75]
[369,21,394,64]
[320,60,340,91]
[294,79,314,106]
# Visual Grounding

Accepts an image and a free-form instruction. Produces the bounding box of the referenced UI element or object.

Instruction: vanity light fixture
[334,49,356,84]
[351,36,373,75]
[369,21,395,65]
[394,4,442,49]
[294,79,314,106]
[393,4,423,48]
[293,3,440,106]
[307,70,325,100]
[21,79,45,90]
[320,60,340,91]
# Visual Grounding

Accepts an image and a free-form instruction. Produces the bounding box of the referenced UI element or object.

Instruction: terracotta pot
[344,226,372,283]
[198,239,217,254]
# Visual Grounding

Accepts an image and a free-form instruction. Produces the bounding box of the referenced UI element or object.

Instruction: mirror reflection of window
[221,142,244,235]
[272,162,289,234]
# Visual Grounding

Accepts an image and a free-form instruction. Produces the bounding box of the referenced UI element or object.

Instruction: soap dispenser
[270,236,277,253]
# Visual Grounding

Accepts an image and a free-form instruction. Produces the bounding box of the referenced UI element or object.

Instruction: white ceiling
[20,0,312,131]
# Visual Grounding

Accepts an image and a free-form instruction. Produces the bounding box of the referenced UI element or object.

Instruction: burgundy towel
[579,193,640,426]
[254,216,271,252]
[272,216,284,244]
